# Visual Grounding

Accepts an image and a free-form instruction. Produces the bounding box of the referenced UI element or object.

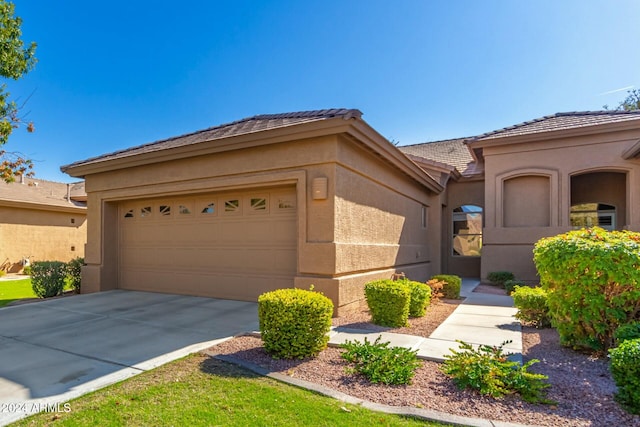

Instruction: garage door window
[250,197,268,214]
[124,209,134,218]
[224,199,241,214]
[141,206,152,218]
[179,204,192,215]
[159,205,171,216]
[201,202,216,214]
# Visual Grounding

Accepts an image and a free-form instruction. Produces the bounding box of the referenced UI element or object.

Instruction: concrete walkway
[328,278,522,363]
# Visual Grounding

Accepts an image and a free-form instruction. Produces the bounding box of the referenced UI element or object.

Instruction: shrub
[22,265,31,275]
[504,279,525,295]
[426,278,445,301]
[31,261,67,298]
[609,338,640,414]
[511,286,551,328]
[534,227,640,351]
[66,257,84,293]
[487,271,515,286]
[258,287,333,359]
[430,274,461,299]
[340,337,422,385]
[615,322,640,345]
[364,280,410,327]
[405,280,431,317]
[0,270,5,277]
[441,340,552,404]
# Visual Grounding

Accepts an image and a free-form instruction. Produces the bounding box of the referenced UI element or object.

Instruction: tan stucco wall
[79,132,440,314]
[481,127,640,281]
[442,179,484,278]
[0,206,86,272]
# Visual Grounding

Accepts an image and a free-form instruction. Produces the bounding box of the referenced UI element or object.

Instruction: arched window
[570,203,616,231]
[452,205,483,257]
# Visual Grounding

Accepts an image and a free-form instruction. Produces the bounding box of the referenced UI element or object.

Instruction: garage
[118,186,297,301]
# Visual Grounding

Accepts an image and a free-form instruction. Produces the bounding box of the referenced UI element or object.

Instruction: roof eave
[0,199,87,213]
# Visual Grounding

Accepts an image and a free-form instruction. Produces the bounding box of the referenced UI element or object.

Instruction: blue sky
[6,1,640,182]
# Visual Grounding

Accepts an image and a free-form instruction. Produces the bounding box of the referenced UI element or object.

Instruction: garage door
[118,187,297,301]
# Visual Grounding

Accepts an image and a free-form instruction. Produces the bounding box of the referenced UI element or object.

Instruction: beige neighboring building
[0,177,87,272]
[61,108,640,312]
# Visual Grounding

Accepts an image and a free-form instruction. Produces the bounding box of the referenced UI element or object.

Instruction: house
[61,109,640,313]
[0,177,87,272]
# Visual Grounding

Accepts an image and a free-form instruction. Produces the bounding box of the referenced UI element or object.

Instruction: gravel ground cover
[207,297,640,427]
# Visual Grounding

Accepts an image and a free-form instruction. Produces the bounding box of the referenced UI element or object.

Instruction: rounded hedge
[364,280,411,327]
[31,261,66,298]
[609,338,640,414]
[406,280,432,318]
[511,285,551,328]
[534,227,640,351]
[258,288,333,359]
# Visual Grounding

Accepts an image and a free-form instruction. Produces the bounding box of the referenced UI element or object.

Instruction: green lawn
[0,278,36,307]
[15,354,450,427]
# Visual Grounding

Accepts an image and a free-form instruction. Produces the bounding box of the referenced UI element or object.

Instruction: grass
[0,278,36,307]
[15,354,449,427]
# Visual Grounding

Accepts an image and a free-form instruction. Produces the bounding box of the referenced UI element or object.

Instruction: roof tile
[399,137,476,175]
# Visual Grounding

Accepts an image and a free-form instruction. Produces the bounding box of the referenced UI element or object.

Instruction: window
[124,209,134,219]
[159,205,171,216]
[250,197,267,211]
[570,203,616,231]
[278,199,295,210]
[201,202,215,214]
[452,205,482,257]
[224,199,240,213]
[178,204,192,215]
[140,206,152,218]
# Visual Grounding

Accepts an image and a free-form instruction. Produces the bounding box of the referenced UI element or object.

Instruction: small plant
[0,270,5,277]
[441,340,552,404]
[511,286,551,328]
[609,338,640,414]
[364,280,410,327]
[258,287,333,359]
[614,321,640,345]
[340,337,422,385]
[22,265,31,275]
[504,279,525,294]
[31,261,67,298]
[426,278,445,301]
[66,257,84,293]
[405,280,431,317]
[430,274,461,299]
[487,271,515,286]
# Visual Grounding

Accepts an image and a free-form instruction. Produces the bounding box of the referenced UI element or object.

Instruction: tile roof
[0,178,86,209]
[398,137,476,175]
[62,109,362,170]
[475,110,640,141]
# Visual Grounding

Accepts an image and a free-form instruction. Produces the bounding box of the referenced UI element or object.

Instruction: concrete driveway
[0,290,258,425]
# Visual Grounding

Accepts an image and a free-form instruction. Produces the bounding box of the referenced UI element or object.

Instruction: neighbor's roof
[475,110,640,141]
[398,137,476,175]
[0,178,86,210]
[62,109,362,170]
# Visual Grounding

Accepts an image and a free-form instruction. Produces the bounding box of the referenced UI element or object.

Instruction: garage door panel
[119,187,297,301]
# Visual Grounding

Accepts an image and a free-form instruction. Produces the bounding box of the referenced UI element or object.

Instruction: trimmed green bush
[430,275,461,299]
[341,337,422,385]
[67,257,84,293]
[441,340,552,404]
[487,271,515,286]
[31,261,66,298]
[534,227,640,351]
[405,280,431,317]
[258,287,333,359]
[615,321,640,345]
[504,279,525,295]
[511,286,551,328]
[22,265,31,275]
[609,338,640,414]
[364,280,410,327]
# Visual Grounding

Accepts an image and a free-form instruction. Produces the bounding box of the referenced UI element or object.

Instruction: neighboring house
[0,177,87,272]
[61,109,640,313]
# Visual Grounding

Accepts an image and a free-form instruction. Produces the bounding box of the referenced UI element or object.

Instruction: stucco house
[0,177,87,272]
[61,109,640,314]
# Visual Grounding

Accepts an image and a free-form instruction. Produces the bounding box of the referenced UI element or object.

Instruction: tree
[0,0,37,182]
[604,89,640,112]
